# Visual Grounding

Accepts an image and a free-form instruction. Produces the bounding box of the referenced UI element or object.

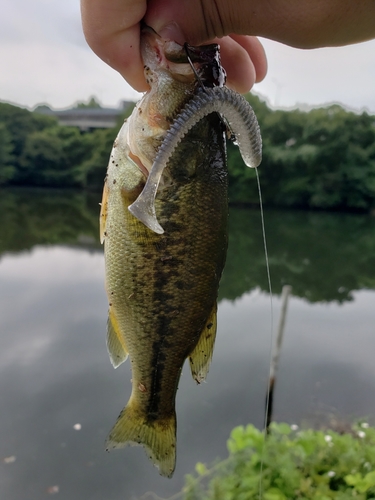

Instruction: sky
[2,0,375,113]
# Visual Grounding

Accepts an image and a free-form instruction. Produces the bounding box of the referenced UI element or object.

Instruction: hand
[80,0,267,93]
[81,0,375,93]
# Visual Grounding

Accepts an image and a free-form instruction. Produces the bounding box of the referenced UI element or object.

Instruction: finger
[213,37,257,94]
[80,0,148,91]
[229,35,268,83]
[145,0,205,44]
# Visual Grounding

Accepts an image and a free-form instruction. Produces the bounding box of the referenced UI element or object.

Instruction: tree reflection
[220,207,375,303]
[0,188,101,254]
[1,189,374,303]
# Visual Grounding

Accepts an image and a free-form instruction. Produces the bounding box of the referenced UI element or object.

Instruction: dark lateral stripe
[146,315,170,418]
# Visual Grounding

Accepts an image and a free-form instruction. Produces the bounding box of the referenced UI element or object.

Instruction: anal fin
[189,302,218,384]
[107,308,128,368]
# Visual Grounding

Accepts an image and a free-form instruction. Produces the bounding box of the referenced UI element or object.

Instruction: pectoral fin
[107,309,128,368]
[189,303,217,384]
[100,179,109,244]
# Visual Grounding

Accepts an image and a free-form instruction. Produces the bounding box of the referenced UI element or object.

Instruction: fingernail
[155,22,185,44]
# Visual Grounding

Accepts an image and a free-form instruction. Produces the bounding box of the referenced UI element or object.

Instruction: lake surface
[1,188,375,499]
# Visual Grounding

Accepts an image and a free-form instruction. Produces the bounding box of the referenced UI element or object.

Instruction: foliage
[0,123,15,184]
[1,96,375,211]
[0,100,136,189]
[228,98,375,212]
[79,127,115,188]
[18,125,92,187]
[0,101,56,175]
[79,102,135,189]
[279,107,375,211]
[180,422,375,500]
[74,96,102,108]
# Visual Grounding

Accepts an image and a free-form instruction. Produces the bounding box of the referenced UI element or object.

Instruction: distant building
[35,101,133,130]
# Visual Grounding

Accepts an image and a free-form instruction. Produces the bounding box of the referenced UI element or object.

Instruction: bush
[181,422,375,499]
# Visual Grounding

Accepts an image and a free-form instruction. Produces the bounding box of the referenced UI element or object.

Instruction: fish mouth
[141,25,226,87]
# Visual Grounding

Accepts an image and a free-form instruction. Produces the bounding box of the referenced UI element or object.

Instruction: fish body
[100,30,228,477]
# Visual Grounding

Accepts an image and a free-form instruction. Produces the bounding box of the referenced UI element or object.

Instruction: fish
[100,27,262,478]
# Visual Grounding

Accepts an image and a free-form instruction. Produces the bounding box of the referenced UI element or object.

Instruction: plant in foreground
[181,422,375,500]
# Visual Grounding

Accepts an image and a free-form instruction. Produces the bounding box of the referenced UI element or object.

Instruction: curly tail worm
[128,86,262,234]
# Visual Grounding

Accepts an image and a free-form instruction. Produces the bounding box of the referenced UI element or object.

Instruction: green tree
[80,128,116,189]
[228,97,375,212]
[80,103,135,189]
[75,96,102,108]
[0,123,15,184]
[0,102,56,168]
[2,97,375,212]
[19,126,92,187]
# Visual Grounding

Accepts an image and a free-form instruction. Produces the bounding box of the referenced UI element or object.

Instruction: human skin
[81,0,375,93]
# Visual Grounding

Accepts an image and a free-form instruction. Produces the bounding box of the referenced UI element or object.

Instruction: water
[0,188,375,499]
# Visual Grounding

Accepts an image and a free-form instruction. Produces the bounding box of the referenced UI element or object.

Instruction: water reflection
[0,188,100,254]
[0,189,374,499]
[2,188,375,303]
[221,207,375,302]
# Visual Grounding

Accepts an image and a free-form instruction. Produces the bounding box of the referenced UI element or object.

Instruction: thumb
[144,0,268,94]
[144,0,234,45]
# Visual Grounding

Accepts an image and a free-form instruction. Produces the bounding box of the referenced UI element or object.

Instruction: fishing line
[184,43,207,92]
[185,43,273,495]
[255,167,274,500]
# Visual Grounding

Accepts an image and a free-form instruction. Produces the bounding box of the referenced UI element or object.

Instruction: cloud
[254,38,375,112]
[1,0,141,108]
[2,0,84,46]
[0,39,140,109]
[0,246,106,371]
[1,0,375,111]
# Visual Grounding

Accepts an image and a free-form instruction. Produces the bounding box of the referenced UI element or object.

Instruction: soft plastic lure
[128,86,262,234]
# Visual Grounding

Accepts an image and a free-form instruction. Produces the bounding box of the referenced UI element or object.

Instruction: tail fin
[106,400,176,478]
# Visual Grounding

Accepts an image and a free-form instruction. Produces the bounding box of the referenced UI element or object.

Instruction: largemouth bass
[100,27,261,478]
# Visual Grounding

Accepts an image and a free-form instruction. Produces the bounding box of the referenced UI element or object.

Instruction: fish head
[127,27,226,173]
[140,25,226,94]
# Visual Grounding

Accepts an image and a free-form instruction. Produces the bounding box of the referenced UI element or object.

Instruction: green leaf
[272,423,292,435]
[344,472,375,493]
[263,487,287,500]
[195,462,208,476]
[344,473,362,487]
